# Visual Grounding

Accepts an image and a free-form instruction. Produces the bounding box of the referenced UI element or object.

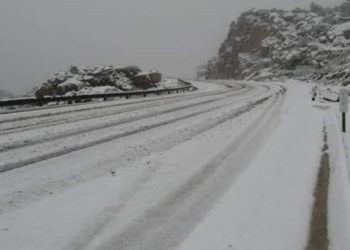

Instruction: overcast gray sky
[0,0,343,94]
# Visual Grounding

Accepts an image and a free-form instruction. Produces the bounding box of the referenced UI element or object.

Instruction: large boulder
[58,77,85,93]
[149,72,162,83]
[35,77,86,98]
[132,71,162,89]
[132,73,153,89]
[35,84,55,98]
[284,51,302,70]
[330,22,350,40]
[333,35,347,47]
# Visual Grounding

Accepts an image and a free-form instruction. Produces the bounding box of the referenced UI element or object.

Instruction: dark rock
[149,72,162,83]
[132,74,153,89]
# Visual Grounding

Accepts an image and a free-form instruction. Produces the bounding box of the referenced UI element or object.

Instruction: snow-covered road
[0,80,348,250]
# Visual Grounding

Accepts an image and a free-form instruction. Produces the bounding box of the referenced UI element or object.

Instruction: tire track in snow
[0,86,253,153]
[71,86,285,250]
[0,86,279,215]
[0,92,200,121]
[0,84,240,124]
[0,85,247,135]
[0,86,275,173]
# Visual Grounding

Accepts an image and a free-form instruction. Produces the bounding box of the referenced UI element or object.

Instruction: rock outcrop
[34,66,162,98]
[198,1,350,84]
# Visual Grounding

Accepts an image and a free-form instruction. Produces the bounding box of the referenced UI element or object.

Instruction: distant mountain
[0,89,13,99]
[198,1,350,84]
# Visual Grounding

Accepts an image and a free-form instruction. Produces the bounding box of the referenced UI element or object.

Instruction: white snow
[330,22,350,38]
[326,108,350,250]
[0,80,350,250]
[59,76,85,87]
[176,82,325,250]
[72,86,119,95]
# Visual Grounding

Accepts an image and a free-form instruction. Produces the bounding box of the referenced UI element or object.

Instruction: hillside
[198,1,350,84]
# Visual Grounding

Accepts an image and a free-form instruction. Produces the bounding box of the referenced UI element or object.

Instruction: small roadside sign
[339,88,349,113]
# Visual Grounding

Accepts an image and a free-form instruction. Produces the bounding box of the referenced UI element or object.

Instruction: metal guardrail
[0,79,194,107]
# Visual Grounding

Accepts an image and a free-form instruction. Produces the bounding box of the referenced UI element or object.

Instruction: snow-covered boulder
[132,73,152,89]
[284,51,302,69]
[132,71,162,89]
[149,72,162,84]
[115,77,134,91]
[333,36,347,47]
[56,77,86,95]
[330,22,350,39]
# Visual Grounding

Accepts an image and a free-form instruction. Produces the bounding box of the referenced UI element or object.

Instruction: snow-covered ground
[177,82,324,250]
[327,102,350,250]
[0,80,349,250]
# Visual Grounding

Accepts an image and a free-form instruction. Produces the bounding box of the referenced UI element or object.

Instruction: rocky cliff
[199,1,350,84]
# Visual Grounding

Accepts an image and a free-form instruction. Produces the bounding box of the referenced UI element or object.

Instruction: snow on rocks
[329,21,350,39]
[200,3,350,83]
[34,65,163,98]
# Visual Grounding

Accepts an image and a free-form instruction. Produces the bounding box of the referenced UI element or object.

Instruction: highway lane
[0,80,284,250]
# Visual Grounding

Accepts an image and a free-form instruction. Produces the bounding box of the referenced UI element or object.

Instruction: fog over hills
[0,89,13,99]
